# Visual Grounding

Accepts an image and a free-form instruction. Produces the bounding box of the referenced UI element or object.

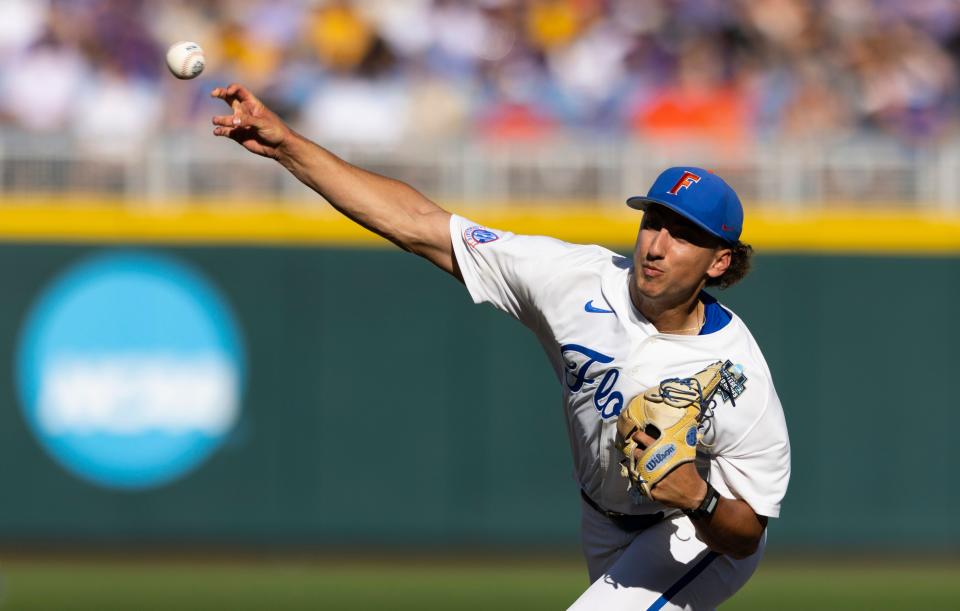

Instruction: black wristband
[683,481,721,521]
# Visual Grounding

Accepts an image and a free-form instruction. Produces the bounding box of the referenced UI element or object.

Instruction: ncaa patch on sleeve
[464,226,500,247]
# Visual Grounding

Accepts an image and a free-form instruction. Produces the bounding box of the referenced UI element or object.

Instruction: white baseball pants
[568,496,765,610]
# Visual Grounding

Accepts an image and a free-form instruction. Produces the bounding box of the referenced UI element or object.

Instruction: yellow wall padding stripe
[0,198,958,254]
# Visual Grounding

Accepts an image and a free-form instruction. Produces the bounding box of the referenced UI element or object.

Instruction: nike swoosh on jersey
[584,300,614,314]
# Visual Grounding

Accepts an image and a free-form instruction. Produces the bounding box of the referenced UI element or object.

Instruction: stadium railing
[1,129,958,209]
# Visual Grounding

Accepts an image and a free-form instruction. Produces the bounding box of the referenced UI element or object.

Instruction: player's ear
[706,247,732,279]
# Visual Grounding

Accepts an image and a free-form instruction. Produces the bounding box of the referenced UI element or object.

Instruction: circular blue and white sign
[16,251,245,490]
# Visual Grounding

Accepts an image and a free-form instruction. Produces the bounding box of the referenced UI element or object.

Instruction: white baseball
[165,41,205,80]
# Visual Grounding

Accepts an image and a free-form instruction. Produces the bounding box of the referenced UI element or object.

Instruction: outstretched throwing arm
[211,83,459,279]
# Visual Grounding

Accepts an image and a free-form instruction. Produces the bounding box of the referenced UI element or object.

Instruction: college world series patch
[718,360,747,403]
[464,226,500,247]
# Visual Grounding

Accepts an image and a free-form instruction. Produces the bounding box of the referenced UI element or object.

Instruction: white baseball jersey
[450,215,791,519]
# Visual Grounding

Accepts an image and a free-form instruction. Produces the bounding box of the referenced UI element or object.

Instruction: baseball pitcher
[211,83,790,611]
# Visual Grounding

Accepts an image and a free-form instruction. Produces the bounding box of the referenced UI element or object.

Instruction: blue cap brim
[626,196,735,244]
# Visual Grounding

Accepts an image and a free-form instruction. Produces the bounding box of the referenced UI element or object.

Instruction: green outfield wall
[0,242,957,551]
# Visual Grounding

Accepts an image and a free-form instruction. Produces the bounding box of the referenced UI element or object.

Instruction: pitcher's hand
[628,428,708,511]
[211,83,290,159]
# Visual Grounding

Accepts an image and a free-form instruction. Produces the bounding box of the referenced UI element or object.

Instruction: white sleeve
[709,385,791,519]
[449,214,583,326]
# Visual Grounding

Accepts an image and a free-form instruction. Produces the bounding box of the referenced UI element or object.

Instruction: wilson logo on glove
[644,444,676,472]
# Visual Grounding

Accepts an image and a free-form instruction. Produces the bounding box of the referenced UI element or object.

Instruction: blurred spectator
[477,54,558,141]
[629,37,751,146]
[3,0,960,148]
[525,0,581,51]
[307,0,375,72]
[72,56,162,159]
[302,36,412,145]
[776,60,853,140]
[0,0,47,56]
[0,8,89,132]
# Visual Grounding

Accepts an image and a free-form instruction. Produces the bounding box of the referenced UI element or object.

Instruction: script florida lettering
[560,344,624,418]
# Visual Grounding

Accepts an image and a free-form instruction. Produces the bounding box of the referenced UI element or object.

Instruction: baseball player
[211,83,791,610]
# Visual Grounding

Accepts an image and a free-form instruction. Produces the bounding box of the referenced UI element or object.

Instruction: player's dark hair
[707,241,753,289]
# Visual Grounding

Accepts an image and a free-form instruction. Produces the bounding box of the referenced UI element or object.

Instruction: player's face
[633,205,731,303]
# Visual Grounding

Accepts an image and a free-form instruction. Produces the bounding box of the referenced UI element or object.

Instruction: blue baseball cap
[626,166,743,244]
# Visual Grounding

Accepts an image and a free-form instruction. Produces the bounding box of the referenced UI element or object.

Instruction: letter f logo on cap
[667,171,701,195]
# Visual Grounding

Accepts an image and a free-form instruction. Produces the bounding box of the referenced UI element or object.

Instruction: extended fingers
[212,114,242,127]
[211,83,255,103]
[212,113,260,135]
[210,83,239,100]
[631,428,658,452]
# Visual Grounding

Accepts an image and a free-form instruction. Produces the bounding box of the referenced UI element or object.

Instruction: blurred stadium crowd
[2,0,960,151]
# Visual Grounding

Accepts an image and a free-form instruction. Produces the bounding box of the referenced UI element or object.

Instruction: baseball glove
[615,361,725,497]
